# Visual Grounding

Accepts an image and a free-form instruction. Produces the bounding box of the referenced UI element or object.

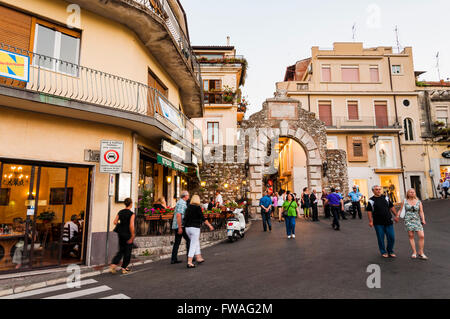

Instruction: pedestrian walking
[282,193,298,238]
[335,187,347,220]
[110,198,135,274]
[277,191,284,222]
[398,189,428,260]
[184,195,214,268]
[215,191,224,207]
[367,185,399,258]
[259,191,272,232]
[301,187,311,219]
[442,179,450,199]
[171,190,190,264]
[325,188,343,231]
[310,189,319,221]
[321,189,331,219]
[437,180,444,199]
[348,186,363,219]
[271,193,278,218]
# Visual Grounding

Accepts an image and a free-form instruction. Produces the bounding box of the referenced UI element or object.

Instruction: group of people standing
[437,178,450,199]
[259,185,429,260]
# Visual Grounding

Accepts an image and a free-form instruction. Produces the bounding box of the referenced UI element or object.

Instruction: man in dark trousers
[325,188,343,231]
[335,187,347,220]
[171,191,190,264]
[348,186,363,219]
[310,189,319,221]
[259,191,272,232]
[321,189,331,219]
[367,185,399,258]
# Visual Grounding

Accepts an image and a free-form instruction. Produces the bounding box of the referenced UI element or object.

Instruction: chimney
[227,36,230,46]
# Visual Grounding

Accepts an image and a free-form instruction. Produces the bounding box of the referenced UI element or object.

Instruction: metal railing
[196,55,246,64]
[0,43,202,148]
[130,0,202,84]
[321,116,401,129]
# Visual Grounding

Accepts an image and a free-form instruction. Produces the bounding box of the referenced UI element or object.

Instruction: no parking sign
[100,140,124,174]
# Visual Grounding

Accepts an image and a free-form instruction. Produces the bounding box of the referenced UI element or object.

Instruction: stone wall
[324,149,349,196]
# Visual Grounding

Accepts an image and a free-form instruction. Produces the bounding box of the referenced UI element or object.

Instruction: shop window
[380,175,400,203]
[403,118,414,141]
[33,21,80,76]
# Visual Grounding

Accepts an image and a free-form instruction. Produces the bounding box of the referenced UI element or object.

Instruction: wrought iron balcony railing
[320,116,402,130]
[0,43,202,151]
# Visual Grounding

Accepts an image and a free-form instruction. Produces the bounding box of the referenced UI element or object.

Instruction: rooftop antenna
[352,23,356,42]
[436,51,441,80]
[394,25,401,53]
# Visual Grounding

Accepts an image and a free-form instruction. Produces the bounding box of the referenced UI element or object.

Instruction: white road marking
[0,279,98,299]
[43,285,112,299]
[101,294,131,299]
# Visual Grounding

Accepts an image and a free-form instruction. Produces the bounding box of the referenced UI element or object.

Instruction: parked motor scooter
[226,208,246,242]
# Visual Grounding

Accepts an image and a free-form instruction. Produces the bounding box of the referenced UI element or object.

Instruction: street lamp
[369,133,380,148]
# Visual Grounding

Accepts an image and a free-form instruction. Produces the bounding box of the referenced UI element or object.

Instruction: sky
[182,0,450,117]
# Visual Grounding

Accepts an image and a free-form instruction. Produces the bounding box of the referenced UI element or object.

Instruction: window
[377,139,395,168]
[207,122,219,144]
[326,136,338,149]
[353,142,363,157]
[392,65,401,75]
[436,106,448,125]
[370,66,380,82]
[347,136,368,162]
[341,66,359,82]
[33,23,80,76]
[403,99,410,107]
[374,101,388,128]
[347,100,359,120]
[204,79,222,91]
[318,101,332,126]
[321,65,331,82]
[403,118,414,141]
[148,69,168,97]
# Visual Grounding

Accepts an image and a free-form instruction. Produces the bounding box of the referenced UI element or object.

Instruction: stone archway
[239,94,348,217]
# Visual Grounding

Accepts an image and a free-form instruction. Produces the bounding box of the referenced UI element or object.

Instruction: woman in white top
[277,191,285,222]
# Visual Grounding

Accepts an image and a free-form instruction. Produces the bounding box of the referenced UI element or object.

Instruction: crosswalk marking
[43,285,112,299]
[0,279,98,299]
[101,294,131,299]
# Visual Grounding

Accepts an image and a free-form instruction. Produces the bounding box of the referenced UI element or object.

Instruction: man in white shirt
[63,215,80,258]
[215,191,223,207]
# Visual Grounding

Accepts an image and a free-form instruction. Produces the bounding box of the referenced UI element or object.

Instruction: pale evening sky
[182,0,450,117]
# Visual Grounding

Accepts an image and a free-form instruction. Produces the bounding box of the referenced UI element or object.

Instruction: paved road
[11,199,450,299]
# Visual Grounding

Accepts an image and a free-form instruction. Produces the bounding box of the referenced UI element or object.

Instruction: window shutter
[216,80,222,91]
[347,136,368,162]
[374,101,388,128]
[318,101,332,126]
[321,66,331,81]
[341,67,360,82]
[347,101,359,120]
[370,67,379,82]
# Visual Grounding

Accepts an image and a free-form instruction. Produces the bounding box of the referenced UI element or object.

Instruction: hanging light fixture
[2,166,29,187]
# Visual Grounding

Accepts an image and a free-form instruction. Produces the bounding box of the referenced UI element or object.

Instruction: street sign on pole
[100,140,124,174]
[99,140,123,266]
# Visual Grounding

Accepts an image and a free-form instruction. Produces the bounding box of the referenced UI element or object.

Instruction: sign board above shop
[161,140,186,161]
[157,154,187,173]
[100,140,124,174]
[443,151,450,159]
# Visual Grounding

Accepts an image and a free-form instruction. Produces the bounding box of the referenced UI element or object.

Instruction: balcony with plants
[432,121,450,142]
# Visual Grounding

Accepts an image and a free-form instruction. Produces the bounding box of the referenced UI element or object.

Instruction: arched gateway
[239,93,349,218]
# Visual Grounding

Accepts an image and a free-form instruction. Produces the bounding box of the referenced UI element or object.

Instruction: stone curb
[0,220,252,297]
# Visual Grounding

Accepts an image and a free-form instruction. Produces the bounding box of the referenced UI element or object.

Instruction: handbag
[399,199,406,219]
[282,201,294,218]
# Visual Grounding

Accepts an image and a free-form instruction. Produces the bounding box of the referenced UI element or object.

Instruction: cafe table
[0,233,25,267]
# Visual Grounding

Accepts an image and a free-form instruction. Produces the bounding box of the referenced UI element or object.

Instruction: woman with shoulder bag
[398,189,428,260]
[110,198,135,274]
[282,193,298,239]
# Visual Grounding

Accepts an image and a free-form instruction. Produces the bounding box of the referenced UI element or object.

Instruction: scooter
[226,208,246,242]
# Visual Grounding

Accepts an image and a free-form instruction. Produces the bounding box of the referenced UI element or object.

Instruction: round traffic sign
[104,150,119,164]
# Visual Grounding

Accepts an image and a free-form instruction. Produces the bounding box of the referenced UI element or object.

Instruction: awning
[157,154,188,173]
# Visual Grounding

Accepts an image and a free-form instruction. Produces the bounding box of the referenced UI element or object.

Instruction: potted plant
[37,211,55,224]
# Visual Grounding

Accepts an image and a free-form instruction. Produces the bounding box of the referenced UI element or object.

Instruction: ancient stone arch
[239,94,348,217]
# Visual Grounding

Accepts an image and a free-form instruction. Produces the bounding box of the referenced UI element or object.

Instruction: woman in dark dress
[310,189,319,221]
[184,195,214,268]
[110,198,135,274]
[301,187,311,219]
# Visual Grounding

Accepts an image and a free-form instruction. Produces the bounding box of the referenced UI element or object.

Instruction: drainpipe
[131,132,138,207]
[388,56,407,196]
[307,94,311,112]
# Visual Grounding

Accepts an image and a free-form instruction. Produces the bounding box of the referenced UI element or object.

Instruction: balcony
[0,43,202,155]
[432,121,450,142]
[197,55,247,86]
[69,0,203,118]
[320,116,402,132]
[204,92,235,105]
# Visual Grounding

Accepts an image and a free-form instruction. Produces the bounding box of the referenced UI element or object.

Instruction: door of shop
[410,176,422,200]
[0,161,91,273]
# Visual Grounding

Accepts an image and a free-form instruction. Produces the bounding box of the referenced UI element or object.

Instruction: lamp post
[369,133,380,148]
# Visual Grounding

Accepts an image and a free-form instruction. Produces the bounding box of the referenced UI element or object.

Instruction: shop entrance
[0,160,91,273]
[410,176,422,200]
